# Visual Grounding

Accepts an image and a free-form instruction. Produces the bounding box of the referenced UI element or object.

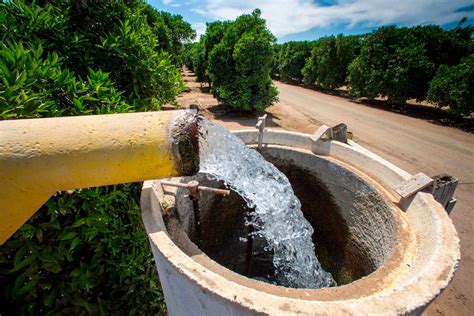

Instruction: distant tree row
[273,23,472,116]
[184,9,278,112]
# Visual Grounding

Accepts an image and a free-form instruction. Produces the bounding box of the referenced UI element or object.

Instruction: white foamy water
[198,118,336,289]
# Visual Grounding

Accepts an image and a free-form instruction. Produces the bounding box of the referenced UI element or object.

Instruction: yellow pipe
[0,110,199,244]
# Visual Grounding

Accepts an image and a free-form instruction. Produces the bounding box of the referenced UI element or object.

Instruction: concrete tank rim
[141,129,460,315]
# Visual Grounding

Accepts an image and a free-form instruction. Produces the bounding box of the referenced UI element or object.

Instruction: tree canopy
[185,9,278,112]
[270,21,472,116]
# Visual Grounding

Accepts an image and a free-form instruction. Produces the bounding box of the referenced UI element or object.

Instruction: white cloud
[192,22,208,40]
[162,0,172,5]
[191,0,473,37]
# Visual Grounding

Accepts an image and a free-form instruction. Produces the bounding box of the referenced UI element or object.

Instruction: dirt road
[178,70,473,315]
[274,81,474,315]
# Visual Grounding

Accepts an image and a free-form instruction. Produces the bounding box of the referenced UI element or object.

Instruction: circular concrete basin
[140,130,459,315]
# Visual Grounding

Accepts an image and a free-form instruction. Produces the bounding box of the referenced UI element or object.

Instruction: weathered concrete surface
[178,68,471,314]
[141,131,460,315]
[272,80,473,315]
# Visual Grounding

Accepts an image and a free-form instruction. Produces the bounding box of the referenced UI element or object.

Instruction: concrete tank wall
[140,130,460,315]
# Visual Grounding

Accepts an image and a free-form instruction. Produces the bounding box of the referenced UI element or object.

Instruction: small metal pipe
[160,180,231,248]
[160,179,231,249]
[160,180,194,189]
[160,180,231,197]
[255,114,267,151]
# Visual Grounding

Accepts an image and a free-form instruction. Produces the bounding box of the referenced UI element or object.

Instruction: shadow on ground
[203,103,282,129]
[276,80,474,134]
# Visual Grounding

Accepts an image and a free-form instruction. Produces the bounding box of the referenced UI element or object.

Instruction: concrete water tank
[140,129,459,315]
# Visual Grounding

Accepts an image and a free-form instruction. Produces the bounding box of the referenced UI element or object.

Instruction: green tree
[206,9,278,111]
[0,42,130,119]
[411,24,473,69]
[192,41,209,82]
[271,43,283,78]
[303,35,360,89]
[183,42,196,71]
[198,21,231,84]
[151,10,196,63]
[278,41,313,83]
[183,21,230,84]
[428,55,473,116]
[348,27,434,102]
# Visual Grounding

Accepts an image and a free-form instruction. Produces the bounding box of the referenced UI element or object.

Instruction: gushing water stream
[198,118,336,289]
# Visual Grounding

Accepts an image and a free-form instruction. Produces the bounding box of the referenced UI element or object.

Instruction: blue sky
[147,0,474,43]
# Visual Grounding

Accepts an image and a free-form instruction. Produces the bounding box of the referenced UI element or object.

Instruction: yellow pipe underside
[0,111,186,244]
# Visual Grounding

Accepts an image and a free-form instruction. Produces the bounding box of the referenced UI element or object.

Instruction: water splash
[198,117,336,289]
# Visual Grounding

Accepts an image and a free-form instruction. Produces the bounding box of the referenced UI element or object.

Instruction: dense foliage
[303,35,361,89]
[185,10,278,112]
[348,27,435,103]
[0,0,194,314]
[277,41,313,83]
[270,22,472,116]
[428,55,473,116]
[348,24,472,108]
[1,0,195,112]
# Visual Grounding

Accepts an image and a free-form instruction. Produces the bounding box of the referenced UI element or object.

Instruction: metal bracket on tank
[160,180,230,248]
[255,114,267,151]
[431,174,458,214]
[311,123,352,143]
[394,173,458,214]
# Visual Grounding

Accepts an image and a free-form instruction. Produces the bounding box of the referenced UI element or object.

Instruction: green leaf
[70,237,81,251]
[11,255,35,273]
[35,228,43,242]
[59,231,76,241]
[44,289,57,307]
[13,247,26,267]
[71,295,93,313]
[42,261,62,273]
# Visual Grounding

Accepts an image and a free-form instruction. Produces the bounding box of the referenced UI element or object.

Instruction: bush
[302,35,360,89]
[192,42,208,82]
[0,184,165,314]
[230,32,278,111]
[348,27,435,103]
[204,9,278,111]
[184,10,278,111]
[348,24,472,103]
[270,43,283,78]
[278,41,312,83]
[0,42,130,119]
[428,55,473,116]
[0,0,195,314]
[1,0,194,108]
[183,43,195,71]
[96,17,184,109]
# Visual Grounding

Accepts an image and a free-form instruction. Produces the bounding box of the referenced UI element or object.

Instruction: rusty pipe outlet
[0,110,200,244]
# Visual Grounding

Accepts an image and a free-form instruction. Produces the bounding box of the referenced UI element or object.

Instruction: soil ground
[175,68,474,315]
